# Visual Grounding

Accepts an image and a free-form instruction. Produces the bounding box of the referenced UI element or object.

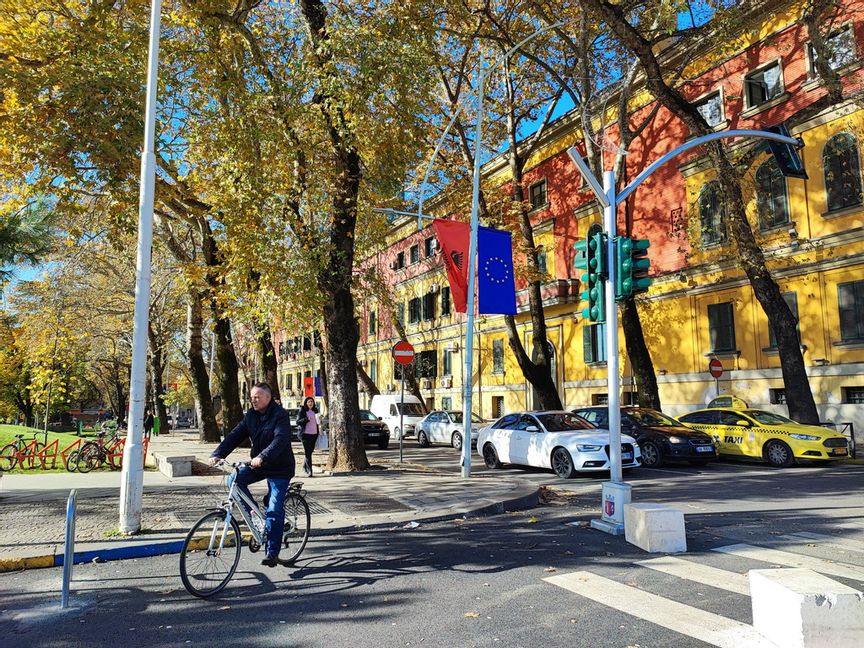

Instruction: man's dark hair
[251,382,273,395]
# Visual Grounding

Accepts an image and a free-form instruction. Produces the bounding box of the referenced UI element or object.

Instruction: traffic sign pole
[400,370,405,463]
[709,358,724,399]
[392,341,415,465]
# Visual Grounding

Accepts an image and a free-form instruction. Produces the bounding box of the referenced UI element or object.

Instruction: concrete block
[154,453,194,478]
[623,502,686,553]
[750,568,864,648]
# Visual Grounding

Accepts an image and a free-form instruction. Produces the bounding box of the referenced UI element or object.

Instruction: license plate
[696,446,713,453]
[622,452,633,461]
[831,448,848,455]
[368,432,380,437]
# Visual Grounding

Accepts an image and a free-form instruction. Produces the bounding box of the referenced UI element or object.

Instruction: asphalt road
[3,447,863,648]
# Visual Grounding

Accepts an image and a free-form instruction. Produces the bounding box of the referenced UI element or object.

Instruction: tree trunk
[317,337,329,409]
[256,322,281,402]
[356,361,380,397]
[620,297,661,410]
[187,291,220,442]
[148,322,170,434]
[582,0,819,423]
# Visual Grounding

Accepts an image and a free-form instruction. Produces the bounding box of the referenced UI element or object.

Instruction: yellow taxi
[677,408,849,467]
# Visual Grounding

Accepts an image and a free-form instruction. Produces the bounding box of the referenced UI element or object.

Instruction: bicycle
[76,430,123,472]
[0,434,46,471]
[179,461,311,598]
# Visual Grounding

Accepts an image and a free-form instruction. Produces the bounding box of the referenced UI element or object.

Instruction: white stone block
[750,568,864,648]
[154,453,194,478]
[623,502,686,553]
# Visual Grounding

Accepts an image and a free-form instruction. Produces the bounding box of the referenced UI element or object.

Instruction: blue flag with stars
[478,226,517,314]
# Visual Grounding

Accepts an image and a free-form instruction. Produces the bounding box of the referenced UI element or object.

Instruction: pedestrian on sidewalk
[297,396,320,477]
[143,410,154,439]
[208,382,295,568]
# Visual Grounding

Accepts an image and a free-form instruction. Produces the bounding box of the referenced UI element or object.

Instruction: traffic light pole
[602,170,623,485]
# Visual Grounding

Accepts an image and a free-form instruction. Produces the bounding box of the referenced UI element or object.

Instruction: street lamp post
[119,0,162,534]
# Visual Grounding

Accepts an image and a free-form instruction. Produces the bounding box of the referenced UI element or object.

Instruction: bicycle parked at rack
[74,430,124,473]
[0,433,46,471]
[179,461,311,598]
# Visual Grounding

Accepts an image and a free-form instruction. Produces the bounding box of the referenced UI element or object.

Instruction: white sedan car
[416,410,486,450]
[476,411,642,478]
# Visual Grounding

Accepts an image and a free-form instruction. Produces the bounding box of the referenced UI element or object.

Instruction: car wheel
[764,439,795,468]
[377,438,390,450]
[482,443,501,469]
[551,447,576,479]
[451,432,463,451]
[640,441,663,468]
[417,431,430,448]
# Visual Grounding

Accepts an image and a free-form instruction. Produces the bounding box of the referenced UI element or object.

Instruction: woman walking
[297,397,320,477]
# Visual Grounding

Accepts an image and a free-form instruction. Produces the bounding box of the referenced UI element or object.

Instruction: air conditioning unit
[430,283,440,293]
[389,260,400,271]
[421,378,432,390]
[386,384,395,392]
[446,341,460,352]
[431,239,439,252]
[440,376,452,389]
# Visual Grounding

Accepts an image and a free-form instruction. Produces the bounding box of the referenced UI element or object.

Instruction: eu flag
[478,226,517,314]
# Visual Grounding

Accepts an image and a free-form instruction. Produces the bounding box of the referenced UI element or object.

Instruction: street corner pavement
[0,455,541,573]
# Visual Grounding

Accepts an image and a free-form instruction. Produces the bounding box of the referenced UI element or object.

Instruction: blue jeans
[228,466,289,558]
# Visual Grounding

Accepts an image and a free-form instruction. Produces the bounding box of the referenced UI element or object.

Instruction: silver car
[416,410,486,451]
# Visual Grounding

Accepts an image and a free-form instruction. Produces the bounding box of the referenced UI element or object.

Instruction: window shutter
[583,326,594,363]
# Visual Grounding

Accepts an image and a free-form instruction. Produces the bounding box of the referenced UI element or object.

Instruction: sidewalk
[0,431,540,572]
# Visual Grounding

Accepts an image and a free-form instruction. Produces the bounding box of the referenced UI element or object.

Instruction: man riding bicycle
[209,382,295,567]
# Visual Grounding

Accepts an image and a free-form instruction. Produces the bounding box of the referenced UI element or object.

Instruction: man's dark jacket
[211,400,295,478]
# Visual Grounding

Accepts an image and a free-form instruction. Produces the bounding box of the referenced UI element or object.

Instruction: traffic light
[615,237,652,299]
[573,239,588,272]
[580,231,606,322]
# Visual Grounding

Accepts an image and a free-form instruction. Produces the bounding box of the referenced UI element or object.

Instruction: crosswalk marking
[711,543,864,581]
[636,556,750,595]
[544,571,778,648]
[784,531,864,555]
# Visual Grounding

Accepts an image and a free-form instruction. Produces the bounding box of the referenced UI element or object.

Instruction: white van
[369,394,426,440]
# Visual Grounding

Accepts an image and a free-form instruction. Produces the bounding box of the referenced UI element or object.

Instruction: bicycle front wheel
[76,443,101,473]
[180,511,242,598]
[280,493,311,565]
[0,444,17,471]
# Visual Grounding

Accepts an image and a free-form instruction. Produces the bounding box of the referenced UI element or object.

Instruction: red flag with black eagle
[431,219,470,312]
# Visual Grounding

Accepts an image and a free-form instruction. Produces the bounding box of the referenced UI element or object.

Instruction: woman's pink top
[304,411,318,435]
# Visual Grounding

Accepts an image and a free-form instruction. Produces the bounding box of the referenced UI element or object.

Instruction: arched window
[823,133,863,212]
[699,181,726,244]
[756,158,789,229]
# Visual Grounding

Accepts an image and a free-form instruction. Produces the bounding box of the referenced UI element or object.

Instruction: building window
[768,292,799,349]
[422,292,436,321]
[537,246,548,276]
[424,237,435,258]
[395,251,405,270]
[809,26,856,73]
[699,181,727,244]
[756,158,789,229]
[303,334,312,351]
[769,388,787,404]
[369,359,377,384]
[745,61,783,107]
[441,287,451,316]
[839,280,864,341]
[442,349,452,376]
[529,180,547,210]
[416,350,437,378]
[695,91,724,127]
[823,133,863,212]
[708,302,736,352]
[442,396,453,410]
[408,297,421,324]
[492,339,505,374]
[410,244,420,264]
[492,396,505,418]
[285,374,293,392]
[368,310,377,336]
[583,323,606,363]
[591,393,609,405]
[843,386,864,404]
[396,302,405,328]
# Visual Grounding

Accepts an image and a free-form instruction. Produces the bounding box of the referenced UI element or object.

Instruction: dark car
[359,409,390,449]
[572,406,718,468]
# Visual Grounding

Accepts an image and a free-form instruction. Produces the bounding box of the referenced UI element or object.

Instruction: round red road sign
[708,358,723,379]
[392,341,415,365]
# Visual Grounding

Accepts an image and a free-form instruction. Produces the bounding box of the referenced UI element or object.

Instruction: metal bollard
[60,489,77,609]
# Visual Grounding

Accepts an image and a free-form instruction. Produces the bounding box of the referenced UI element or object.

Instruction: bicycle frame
[223,477,267,547]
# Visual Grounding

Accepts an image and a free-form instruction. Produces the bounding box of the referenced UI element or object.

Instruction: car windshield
[627,409,685,427]
[448,411,484,424]
[746,410,795,425]
[537,413,593,432]
[359,410,379,421]
[397,403,425,416]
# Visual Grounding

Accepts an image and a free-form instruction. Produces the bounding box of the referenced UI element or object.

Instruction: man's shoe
[261,555,278,568]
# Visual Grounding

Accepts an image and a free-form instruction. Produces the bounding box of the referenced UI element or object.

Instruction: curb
[0,485,541,573]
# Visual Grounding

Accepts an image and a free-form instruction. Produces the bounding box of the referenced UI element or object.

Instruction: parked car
[416,410,487,450]
[572,406,718,468]
[175,415,193,429]
[678,407,849,467]
[286,408,301,440]
[369,394,425,439]
[475,410,642,479]
[319,410,390,449]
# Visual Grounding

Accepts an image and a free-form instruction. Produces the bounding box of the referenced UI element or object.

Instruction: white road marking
[544,571,778,648]
[711,543,864,580]
[783,532,864,555]
[636,556,750,595]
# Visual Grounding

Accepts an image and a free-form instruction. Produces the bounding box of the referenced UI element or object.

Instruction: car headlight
[577,444,602,451]
[789,433,820,441]
[667,436,686,444]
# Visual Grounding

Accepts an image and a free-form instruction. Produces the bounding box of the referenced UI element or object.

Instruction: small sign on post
[392,342,415,463]
[709,358,723,398]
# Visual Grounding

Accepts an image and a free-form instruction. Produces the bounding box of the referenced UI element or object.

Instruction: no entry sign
[392,341,415,365]
[708,358,724,379]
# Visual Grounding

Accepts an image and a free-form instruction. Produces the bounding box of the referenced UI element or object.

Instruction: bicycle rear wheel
[27,442,46,469]
[76,443,101,473]
[280,493,311,565]
[65,450,80,472]
[0,444,17,471]
[180,511,242,598]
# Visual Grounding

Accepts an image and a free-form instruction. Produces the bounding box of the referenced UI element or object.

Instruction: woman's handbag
[315,432,329,451]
